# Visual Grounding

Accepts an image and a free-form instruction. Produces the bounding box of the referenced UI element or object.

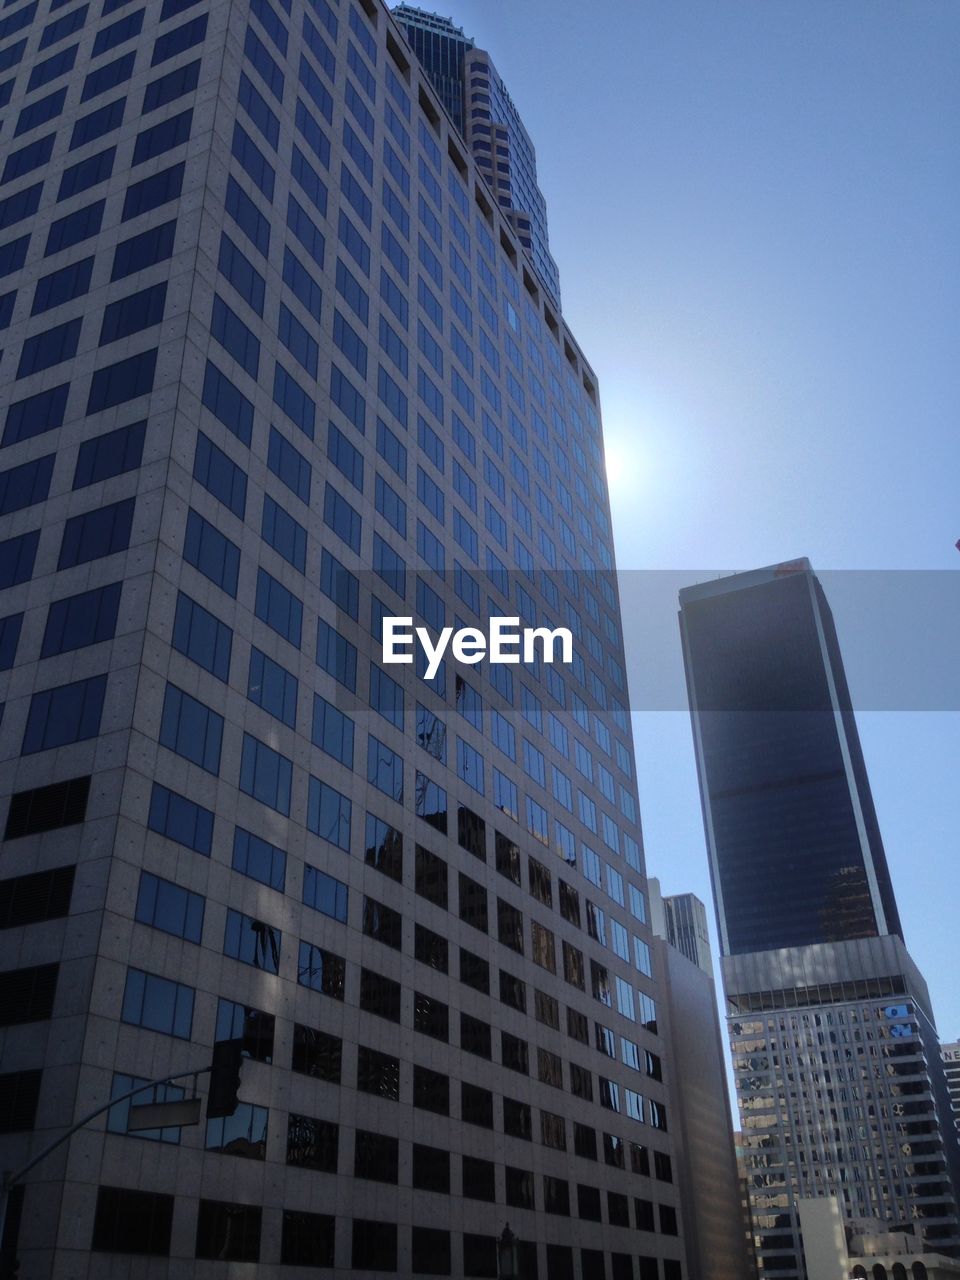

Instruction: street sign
[127,1098,202,1131]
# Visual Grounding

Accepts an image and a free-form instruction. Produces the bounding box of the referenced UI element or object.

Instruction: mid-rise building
[650,882,713,978]
[648,880,748,1280]
[680,561,960,1278]
[393,4,562,308]
[0,1,684,1277]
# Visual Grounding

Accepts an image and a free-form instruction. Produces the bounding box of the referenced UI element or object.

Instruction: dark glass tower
[679,560,902,957]
[680,562,960,1277]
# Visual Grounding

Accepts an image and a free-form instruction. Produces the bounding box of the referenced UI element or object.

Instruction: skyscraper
[942,1042,960,1133]
[0,2,683,1276]
[680,561,960,1277]
[393,4,562,308]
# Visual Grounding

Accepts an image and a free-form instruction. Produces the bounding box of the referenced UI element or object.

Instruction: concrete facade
[0,1,686,1277]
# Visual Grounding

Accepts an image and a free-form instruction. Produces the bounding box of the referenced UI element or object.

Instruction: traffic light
[207,1038,243,1119]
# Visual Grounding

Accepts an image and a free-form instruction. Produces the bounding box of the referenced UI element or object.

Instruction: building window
[121,968,193,1039]
[147,781,214,858]
[205,1102,268,1161]
[297,942,346,1000]
[413,1064,449,1116]
[354,1130,399,1184]
[195,1199,261,1263]
[412,1144,450,1193]
[414,844,447,907]
[356,1045,400,1101]
[291,1023,341,1083]
[223,909,280,973]
[365,815,403,882]
[135,872,204,943]
[351,1220,397,1273]
[286,1114,338,1172]
[215,999,274,1064]
[91,1187,174,1256]
[359,968,401,1022]
[503,1097,532,1140]
[21,674,107,755]
[543,1175,570,1216]
[281,1211,335,1267]
[362,896,402,949]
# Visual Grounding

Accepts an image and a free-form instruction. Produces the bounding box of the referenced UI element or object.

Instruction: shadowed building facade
[0,0,685,1276]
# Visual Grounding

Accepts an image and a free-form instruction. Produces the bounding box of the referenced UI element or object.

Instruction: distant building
[943,1043,960,1132]
[649,880,749,1280]
[650,882,714,977]
[393,5,562,306]
[680,561,960,1278]
[799,1196,960,1280]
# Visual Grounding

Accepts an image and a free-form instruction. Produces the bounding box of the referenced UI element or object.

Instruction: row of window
[90,1183,681,1278]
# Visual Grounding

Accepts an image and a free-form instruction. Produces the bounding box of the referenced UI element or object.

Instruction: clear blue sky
[421,3,960,1039]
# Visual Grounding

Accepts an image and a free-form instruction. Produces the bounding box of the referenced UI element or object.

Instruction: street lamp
[498,1223,520,1280]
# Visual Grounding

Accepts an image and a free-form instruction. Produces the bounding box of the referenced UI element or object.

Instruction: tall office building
[680,561,960,1278]
[393,5,562,308]
[649,881,713,978]
[942,1042,960,1132]
[0,1,684,1277]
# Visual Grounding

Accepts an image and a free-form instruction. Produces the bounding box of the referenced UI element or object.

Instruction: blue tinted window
[251,0,287,54]
[247,646,297,727]
[333,308,367,377]
[255,568,302,646]
[0,182,42,233]
[218,233,265,316]
[39,3,84,49]
[244,19,284,95]
[224,908,281,972]
[376,417,407,480]
[239,72,279,151]
[111,219,176,279]
[367,735,403,802]
[375,474,405,536]
[32,257,95,314]
[0,454,54,515]
[319,548,359,618]
[225,175,270,257]
[1,290,18,329]
[0,530,40,588]
[159,0,203,18]
[0,4,37,43]
[121,162,184,220]
[172,591,232,681]
[2,134,56,185]
[193,430,248,519]
[337,210,367,274]
[323,483,361,553]
[148,782,214,855]
[142,58,201,113]
[73,420,145,488]
[99,281,166,345]
[327,421,363,491]
[311,693,354,767]
[316,617,357,692]
[335,256,368,325]
[183,508,240,596]
[330,364,365,432]
[27,46,77,94]
[210,293,259,379]
[278,302,318,378]
[372,533,405,598]
[15,87,67,137]
[41,582,122,658]
[92,8,143,56]
[0,41,26,76]
[201,360,253,447]
[232,121,274,200]
[267,426,310,503]
[273,362,315,439]
[303,864,348,922]
[57,146,115,200]
[159,682,223,774]
[122,968,194,1038]
[307,776,351,851]
[136,871,204,943]
[379,266,407,326]
[69,96,125,149]
[86,348,157,412]
[295,98,330,170]
[261,493,306,572]
[0,234,30,278]
[17,318,81,378]
[0,613,23,670]
[282,246,322,319]
[152,13,207,65]
[239,733,291,815]
[3,383,69,446]
[299,53,333,122]
[22,673,107,754]
[232,827,285,891]
[58,497,135,569]
[80,50,134,102]
[45,199,105,255]
[133,107,192,166]
[288,194,325,267]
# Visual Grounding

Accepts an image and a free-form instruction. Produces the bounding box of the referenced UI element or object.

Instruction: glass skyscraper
[0,2,683,1277]
[393,4,562,309]
[680,562,960,1277]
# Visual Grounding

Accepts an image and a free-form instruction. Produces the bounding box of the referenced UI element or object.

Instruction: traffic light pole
[0,1060,212,1273]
